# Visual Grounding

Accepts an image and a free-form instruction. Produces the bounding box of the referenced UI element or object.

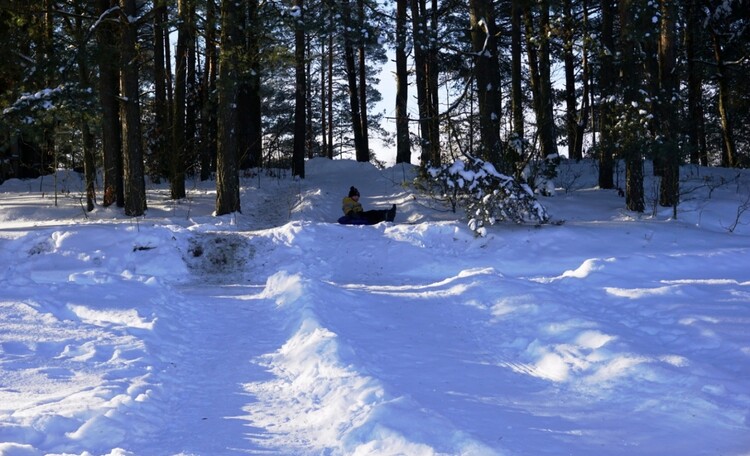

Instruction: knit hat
[348,186,360,197]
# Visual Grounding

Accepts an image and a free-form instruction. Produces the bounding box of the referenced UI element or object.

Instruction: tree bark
[96,0,122,207]
[395,0,410,164]
[685,0,707,166]
[619,0,644,212]
[153,0,170,181]
[410,0,435,168]
[711,30,737,168]
[510,0,524,168]
[215,0,242,215]
[523,1,557,160]
[597,0,615,189]
[73,6,96,211]
[292,0,307,176]
[658,0,679,208]
[172,0,191,199]
[469,0,503,168]
[200,0,218,180]
[342,0,368,162]
[119,0,147,216]
[357,0,370,157]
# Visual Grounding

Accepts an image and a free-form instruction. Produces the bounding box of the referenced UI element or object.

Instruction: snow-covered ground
[1,158,749,456]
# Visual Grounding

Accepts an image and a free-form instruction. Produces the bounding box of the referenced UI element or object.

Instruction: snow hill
[1,158,749,456]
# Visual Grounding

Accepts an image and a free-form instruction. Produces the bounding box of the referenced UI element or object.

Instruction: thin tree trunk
[598,0,615,189]
[395,0,410,164]
[73,7,96,211]
[186,0,197,175]
[510,0,524,169]
[685,0,707,166]
[153,0,169,180]
[537,0,557,159]
[574,0,591,161]
[172,0,190,199]
[342,0,368,162]
[327,32,334,159]
[292,0,307,176]
[712,31,737,167]
[321,38,329,159]
[426,0,440,166]
[562,0,579,160]
[523,2,557,161]
[410,0,431,168]
[201,0,218,180]
[357,0,370,156]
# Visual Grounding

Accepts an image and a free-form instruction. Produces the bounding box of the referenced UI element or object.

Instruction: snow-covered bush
[426,156,550,236]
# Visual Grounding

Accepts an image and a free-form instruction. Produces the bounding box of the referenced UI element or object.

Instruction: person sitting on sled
[339,186,396,225]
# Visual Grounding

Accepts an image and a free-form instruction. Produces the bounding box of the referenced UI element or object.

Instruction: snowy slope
[1,158,749,456]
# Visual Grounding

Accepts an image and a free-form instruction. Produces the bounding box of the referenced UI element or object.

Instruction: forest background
[0,0,748,219]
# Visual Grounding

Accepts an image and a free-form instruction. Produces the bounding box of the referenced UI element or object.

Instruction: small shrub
[426,156,550,236]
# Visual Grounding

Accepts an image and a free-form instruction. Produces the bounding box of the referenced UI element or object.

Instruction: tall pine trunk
[619,0,644,213]
[342,0,368,162]
[510,0,524,169]
[153,0,170,180]
[597,0,615,189]
[201,0,218,180]
[711,31,737,168]
[469,0,503,168]
[248,0,263,168]
[395,0,410,164]
[657,0,679,209]
[216,0,242,215]
[685,0,707,166]
[292,0,307,176]
[119,0,146,216]
[172,0,191,199]
[96,0,123,207]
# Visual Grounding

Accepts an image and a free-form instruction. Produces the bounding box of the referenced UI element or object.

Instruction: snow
[1,158,749,456]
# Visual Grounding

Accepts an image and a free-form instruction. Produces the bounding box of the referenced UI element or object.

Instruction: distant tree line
[1,0,748,216]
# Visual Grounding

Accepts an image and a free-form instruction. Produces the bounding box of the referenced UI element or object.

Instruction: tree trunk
[119,0,147,216]
[73,7,96,211]
[410,0,432,168]
[523,1,557,160]
[201,0,218,180]
[537,0,557,159]
[357,0,370,156]
[216,0,242,215]
[426,0,440,166]
[96,0,122,207]
[711,31,737,168]
[292,0,307,176]
[327,32,334,159]
[619,0,644,213]
[153,0,170,180]
[575,0,591,161]
[685,0,707,166]
[395,0,410,164]
[510,0,524,169]
[342,0,368,162]
[562,0,580,161]
[172,0,190,199]
[469,0,503,168]
[658,0,679,208]
[597,0,615,189]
